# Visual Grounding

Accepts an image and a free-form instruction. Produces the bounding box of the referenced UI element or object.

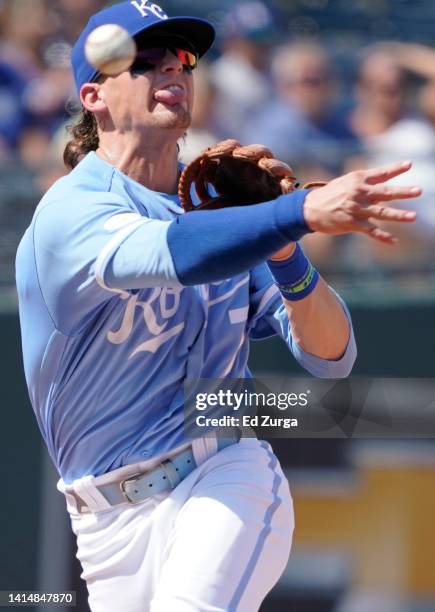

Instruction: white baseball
[84,24,137,76]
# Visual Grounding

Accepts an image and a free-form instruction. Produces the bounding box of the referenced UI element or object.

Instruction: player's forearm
[282,277,350,360]
[167,190,311,285]
[266,242,355,368]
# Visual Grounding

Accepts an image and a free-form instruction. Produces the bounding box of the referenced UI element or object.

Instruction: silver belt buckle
[120,472,145,504]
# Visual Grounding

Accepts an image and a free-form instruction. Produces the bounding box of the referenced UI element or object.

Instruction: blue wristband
[267,243,319,301]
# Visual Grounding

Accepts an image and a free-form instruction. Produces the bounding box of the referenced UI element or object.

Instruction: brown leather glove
[179,139,324,212]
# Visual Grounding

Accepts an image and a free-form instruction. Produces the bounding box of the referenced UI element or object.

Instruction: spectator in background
[347,45,435,265]
[0,0,52,156]
[19,60,73,170]
[0,0,74,168]
[209,1,275,141]
[243,41,360,181]
[52,0,107,43]
[0,0,54,78]
[0,61,28,156]
[0,0,108,170]
[350,46,409,139]
[392,43,435,133]
[241,40,361,268]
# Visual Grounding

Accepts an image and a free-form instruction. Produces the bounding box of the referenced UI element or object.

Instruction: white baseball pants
[59,437,294,612]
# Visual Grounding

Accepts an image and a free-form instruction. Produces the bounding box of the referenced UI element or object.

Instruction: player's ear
[80,83,107,113]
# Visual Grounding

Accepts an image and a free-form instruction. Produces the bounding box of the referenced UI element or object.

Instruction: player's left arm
[270,243,350,361]
[248,256,356,378]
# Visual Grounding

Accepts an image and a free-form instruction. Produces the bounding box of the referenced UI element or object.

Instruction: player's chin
[155,106,192,130]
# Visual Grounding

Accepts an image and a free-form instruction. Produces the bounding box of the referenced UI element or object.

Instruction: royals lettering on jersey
[16,152,355,483]
[107,288,185,356]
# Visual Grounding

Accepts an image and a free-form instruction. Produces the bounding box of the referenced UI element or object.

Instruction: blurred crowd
[2,0,435,277]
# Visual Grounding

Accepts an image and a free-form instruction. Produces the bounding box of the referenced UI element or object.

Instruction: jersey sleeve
[248,264,357,378]
[33,190,178,336]
[247,263,282,339]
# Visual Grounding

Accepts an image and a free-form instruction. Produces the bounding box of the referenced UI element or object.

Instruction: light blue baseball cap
[71,1,215,93]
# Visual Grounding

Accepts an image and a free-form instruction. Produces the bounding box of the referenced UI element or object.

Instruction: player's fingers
[356,220,398,244]
[363,160,413,185]
[356,204,417,222]
[364,185,422,202]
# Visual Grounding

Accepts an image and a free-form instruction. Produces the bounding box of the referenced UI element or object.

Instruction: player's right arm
[30,162,419,335]
[108,160,420,289]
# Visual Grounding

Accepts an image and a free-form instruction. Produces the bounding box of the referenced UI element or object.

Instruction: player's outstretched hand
[303,161,421,243]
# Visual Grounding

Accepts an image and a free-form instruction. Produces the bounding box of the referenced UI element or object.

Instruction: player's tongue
[154,85,185,106]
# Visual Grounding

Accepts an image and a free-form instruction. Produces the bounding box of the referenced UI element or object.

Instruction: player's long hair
[63,109,99,170]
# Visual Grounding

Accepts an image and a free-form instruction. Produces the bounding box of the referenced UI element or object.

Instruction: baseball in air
[84,24,137,76]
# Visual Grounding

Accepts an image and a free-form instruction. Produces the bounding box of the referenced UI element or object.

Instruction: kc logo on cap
[131,0,168,20]
[71,0,215,94]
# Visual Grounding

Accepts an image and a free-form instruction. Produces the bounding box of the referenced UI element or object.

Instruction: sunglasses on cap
[130,44,199,74]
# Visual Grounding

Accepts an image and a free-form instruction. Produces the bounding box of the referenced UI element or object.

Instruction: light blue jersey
[16,152,356,483]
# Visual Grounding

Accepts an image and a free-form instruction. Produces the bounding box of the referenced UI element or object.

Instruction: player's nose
[160,49,183,74]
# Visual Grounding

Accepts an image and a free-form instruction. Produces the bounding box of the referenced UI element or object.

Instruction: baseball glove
[178,139,325,212]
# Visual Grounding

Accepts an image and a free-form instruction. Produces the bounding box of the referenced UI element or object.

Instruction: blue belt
[73,432,240,512]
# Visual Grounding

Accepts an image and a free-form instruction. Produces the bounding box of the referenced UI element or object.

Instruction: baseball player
[15,2,421,611]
